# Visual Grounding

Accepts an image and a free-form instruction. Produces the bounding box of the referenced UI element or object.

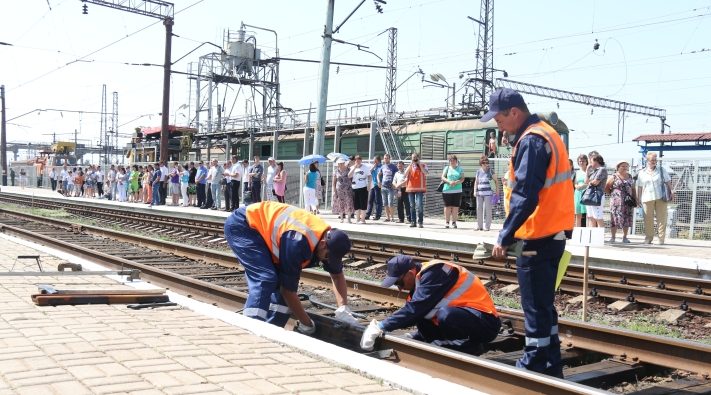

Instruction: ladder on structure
[379,113,407,160]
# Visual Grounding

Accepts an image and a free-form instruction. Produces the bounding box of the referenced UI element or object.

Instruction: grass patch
[493,292,521,309]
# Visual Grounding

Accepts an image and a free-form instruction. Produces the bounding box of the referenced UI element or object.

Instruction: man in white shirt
[229,156,241,209]
[223,160,233,211]
[59,165,69,195]
[203,160,216,209]
[265,157,277,202]
[240,159,250,203]
[95,166,105,197]
[159,161,169,205]
[49,167,57,191]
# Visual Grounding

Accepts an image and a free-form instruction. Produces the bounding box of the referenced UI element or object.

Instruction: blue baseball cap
[326,229,351,267]
[480,88,526,122]
[381,255,416,288]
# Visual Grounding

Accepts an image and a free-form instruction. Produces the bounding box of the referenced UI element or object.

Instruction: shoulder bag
[659,167,673,202]
[581,185,602,206]
[436,166,448,193]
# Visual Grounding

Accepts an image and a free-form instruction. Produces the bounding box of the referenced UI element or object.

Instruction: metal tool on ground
[472,243,490,259]
[0,269,140,278]
[127,302,178,309]
[32,284,169,306]
[305,294,383,319]
[10,255,43,272]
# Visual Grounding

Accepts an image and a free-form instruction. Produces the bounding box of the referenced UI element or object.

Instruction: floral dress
[332,167,354,215]
[609,174,634,228]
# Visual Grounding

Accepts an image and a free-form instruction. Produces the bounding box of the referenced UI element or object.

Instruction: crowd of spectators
[572,151,673,244]
[41,156,279,211]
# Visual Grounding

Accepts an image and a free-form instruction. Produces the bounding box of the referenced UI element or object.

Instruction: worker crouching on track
[360,255,501,354]
[224,201,359,335]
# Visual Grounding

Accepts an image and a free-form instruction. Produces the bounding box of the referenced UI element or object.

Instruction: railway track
[2,193,709,314]
[0,205,709,394]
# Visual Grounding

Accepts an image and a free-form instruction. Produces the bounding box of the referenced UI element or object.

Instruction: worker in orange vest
[486,88,574,378]
[360,255,500,354]
[224,201,358,334]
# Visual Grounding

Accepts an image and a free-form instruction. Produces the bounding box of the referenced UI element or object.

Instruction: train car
[128,125,197,166]
[8,141,79,187]
[235,112,569,172]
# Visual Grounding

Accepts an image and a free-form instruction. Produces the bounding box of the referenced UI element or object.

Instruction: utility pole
[81,0,174,161]
[314,0,335,157]
[1,85,6,186]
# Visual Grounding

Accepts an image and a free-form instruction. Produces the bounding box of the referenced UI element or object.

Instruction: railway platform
[0,232,486,394]
[3,186,710,279]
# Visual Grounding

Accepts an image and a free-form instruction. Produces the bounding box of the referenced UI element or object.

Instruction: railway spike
[415,250,421,257]
[452,254,459,262]
[504,262,511,269]
[657,281,666,290]
[590,288,598,297]
[620,276,628,285]
[489,273,497,282]
[626,292,635,303]
[695,285,703,295]
[433,253,440,259]
[367,256,374,264]
[680,300,689,311]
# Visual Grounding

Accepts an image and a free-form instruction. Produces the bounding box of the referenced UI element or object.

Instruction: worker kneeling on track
[224,201,359,335]
[360,255,501,355]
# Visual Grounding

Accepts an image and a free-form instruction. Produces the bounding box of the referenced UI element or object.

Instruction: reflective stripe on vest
[269,206,320,260]
[415,261,498,322]
[505,121,574,240]
[246,201,329,267]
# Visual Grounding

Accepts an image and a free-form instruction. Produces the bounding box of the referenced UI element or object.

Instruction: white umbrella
[327,152,350,162]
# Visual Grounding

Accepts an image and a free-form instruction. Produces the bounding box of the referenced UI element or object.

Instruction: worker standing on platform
[224,201,359,333]
[485,88,574,378]
[360,255,500,354]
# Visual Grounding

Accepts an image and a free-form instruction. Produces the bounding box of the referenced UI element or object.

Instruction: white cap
[268,157,275,161]
[336,158,346,164]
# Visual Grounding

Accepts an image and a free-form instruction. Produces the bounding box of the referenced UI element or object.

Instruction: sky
[1,0,710,162]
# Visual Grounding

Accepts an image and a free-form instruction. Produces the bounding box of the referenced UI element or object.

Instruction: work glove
[359,319,383,351]
[294,320,316,336]
[334,305,359,326]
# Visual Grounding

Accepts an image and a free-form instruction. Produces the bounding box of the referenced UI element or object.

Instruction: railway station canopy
[633,132,711,153]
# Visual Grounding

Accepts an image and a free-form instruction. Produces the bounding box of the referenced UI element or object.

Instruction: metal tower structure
[462,0,494,115]
[194,24,280,158]
[384,27,397,119]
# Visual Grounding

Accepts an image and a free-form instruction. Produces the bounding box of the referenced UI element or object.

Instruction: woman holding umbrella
[304,162,320,214]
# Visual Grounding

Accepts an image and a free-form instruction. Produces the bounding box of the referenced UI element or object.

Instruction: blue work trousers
[224,209,290,327]
[408,192,424,225]
[415,307,500,355]
[366,185,382,219]
[516,236,565,378]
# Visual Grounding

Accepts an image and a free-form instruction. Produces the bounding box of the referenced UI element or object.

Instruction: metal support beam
[384,27,397,119]
[314,0,335,157]
[160,17,173,162]
[1,85,7,186]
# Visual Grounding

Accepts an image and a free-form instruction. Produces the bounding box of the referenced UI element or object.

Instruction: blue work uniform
[380,261,501,354]
[499,114,567,377]
[223,207,342,326]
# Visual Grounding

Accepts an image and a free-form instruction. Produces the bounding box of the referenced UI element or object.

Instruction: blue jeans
[224,209,290,326]
[151,183,161,205]
[211,182,222,209]
[366,185,382,218]
[516,237,565,378]
[408,192,424,224]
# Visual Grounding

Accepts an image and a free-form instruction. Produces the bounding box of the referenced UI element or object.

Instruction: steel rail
[1,208,709,379]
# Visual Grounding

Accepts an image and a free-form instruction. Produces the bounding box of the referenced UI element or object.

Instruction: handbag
[581,186,602,206]
[436,166,448,193]
[624,194,637,208]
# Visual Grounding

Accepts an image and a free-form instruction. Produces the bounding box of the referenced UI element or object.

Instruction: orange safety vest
[504,121,574,240]
[406,164,427,193]
[245,201,330,268]
[414,261,498,324]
